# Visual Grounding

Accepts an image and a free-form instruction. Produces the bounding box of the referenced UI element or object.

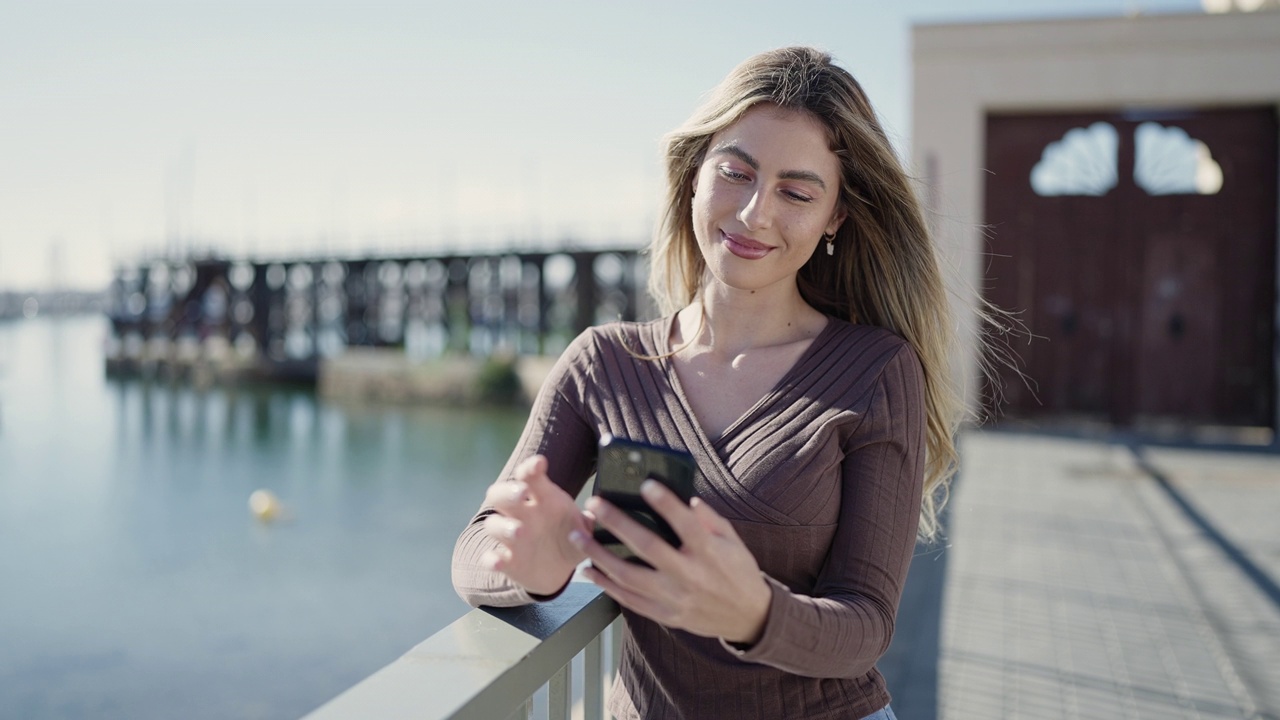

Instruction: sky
[0,0,1201,291]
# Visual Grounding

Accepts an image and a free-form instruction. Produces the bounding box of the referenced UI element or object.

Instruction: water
[0,316,528,719]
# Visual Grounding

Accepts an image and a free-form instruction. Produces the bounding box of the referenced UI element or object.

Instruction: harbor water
[0,315,528,719]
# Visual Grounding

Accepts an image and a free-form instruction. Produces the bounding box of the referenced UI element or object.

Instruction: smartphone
[591,435,697,566]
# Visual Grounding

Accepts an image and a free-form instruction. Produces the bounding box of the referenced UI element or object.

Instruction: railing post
[610,620,623,687]
[584,634,603,719]
[548,664,570,720]
[504,699,530,720]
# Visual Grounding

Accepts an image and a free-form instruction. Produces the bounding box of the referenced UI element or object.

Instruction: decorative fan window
[1134,122,1223,195]
[1030,122,1119,196]
[1029,120,1224,197]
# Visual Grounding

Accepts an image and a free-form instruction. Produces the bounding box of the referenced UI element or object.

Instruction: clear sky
[0,0,1200,290]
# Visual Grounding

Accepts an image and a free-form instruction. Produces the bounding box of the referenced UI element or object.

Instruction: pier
[104,247,649,384]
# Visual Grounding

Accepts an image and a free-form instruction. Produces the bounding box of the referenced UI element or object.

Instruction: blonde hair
[650,46,962,540]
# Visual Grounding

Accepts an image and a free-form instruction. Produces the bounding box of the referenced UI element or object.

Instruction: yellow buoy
[249,489,283,522]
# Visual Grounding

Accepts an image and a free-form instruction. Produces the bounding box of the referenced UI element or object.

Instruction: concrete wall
[911,10,1280,421]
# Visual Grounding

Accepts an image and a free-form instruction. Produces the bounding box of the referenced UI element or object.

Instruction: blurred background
[3,1,1278,719]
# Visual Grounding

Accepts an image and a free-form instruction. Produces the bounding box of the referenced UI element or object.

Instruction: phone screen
[592,435,697,565]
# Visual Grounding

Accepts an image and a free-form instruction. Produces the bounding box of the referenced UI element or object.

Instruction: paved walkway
[924,432,1279,720]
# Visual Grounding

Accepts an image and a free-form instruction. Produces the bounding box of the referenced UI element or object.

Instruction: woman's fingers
[489,455,562,516]
[480,546,513,572]
[576,489,770,641]
[569,529,653,594]
[689,496,737,537]
[638,480,708,546]
[516,455,567,500]
[482,513,521,545]
[580,564,672,622]
[585,496,681,570]
[485,456,555,513]
[483,480,527,517]
[513,455,548,485]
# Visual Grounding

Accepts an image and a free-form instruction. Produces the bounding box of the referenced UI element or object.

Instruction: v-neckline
[658,313,833,452]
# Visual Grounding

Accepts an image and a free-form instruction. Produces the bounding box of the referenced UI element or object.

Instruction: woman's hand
[572,480,772,645]
[481,455,592,597]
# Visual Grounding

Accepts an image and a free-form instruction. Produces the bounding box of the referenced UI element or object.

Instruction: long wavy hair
[649,46,962,540]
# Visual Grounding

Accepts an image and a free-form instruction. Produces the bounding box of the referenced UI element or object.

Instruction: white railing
[303,582,622,720]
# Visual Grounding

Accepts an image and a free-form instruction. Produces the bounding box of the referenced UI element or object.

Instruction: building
[913,7,1280,441]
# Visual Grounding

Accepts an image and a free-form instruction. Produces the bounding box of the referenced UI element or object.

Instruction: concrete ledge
[318,349,557,405]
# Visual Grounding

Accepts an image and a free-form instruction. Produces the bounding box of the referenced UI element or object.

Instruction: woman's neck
[676,282,827,358]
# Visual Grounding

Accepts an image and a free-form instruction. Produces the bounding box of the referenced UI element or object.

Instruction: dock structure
[104,248,649,384]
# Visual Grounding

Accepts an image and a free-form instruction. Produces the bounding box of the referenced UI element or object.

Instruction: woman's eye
[717,166,750,182]
[783,190,814,203]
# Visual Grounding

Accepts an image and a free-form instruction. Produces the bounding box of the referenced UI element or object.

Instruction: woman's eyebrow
[710,141,827,190]
[779,168,827,190]
[711,142,760,170]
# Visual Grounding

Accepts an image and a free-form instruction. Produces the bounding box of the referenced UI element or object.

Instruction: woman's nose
[737,189,773,231]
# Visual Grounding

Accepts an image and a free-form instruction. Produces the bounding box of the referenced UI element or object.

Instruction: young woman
[452,46,962,720]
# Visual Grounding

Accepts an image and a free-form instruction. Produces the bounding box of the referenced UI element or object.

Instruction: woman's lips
[721,231,773,260]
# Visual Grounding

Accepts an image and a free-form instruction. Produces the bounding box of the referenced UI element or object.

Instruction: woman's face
[691,104,846,298]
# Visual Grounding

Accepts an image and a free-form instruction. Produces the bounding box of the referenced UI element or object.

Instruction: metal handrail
[303,582,622,720]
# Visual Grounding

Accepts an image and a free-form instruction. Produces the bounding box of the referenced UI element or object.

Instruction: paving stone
[935,433,1274,720]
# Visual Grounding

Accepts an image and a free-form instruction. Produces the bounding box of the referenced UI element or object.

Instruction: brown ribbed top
[452,316,925,720]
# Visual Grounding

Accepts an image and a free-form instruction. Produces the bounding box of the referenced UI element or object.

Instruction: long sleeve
[451,330,600,608]
[720,343,927,678]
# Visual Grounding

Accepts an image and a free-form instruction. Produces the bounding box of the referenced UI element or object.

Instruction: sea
[0,315,528,719]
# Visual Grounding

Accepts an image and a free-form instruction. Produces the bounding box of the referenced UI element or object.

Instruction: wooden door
[983,107,1277,428]
[1135,233,1218,419]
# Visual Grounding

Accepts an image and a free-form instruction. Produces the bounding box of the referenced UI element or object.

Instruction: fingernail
[568,530,585,547]
[640,479,661,498]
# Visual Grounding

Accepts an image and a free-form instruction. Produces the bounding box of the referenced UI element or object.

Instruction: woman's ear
[825,208,847,237]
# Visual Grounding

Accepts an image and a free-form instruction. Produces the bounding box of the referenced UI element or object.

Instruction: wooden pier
[105,248,649,385]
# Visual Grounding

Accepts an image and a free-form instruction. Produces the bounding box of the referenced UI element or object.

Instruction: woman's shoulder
[570,317,669,358]
[815,317,923,387]
[543,319,667,399]
[823,316,913,355]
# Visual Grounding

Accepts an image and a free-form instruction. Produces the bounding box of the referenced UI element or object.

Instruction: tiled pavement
[926,433,1279,720]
